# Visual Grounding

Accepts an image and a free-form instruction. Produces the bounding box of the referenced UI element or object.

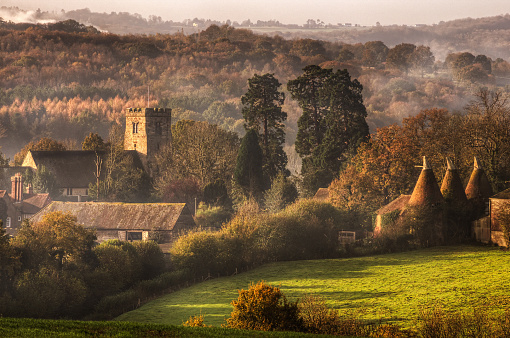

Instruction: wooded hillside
[0,17,509,166]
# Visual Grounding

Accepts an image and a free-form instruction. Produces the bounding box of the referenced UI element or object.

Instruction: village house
[0,173,51,236]
[30,201,196,249]
[2,107,172,202]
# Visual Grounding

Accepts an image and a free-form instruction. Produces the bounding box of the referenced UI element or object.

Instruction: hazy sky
[3,0,510,26]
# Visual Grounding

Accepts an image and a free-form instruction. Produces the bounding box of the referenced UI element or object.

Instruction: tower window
[132,122,139,134]
[155,122,162,135]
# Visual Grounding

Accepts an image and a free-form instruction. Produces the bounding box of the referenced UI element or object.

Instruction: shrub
[13,267,87,318]
[194,204,232,229]
[135,269,191,297]
[169,230,222,277]
[418,306,510,338]
[183,314,207,327]
[91,240,142,295]
[298,294,340,334]
[131,241,166,280]
[93,290,138,319]
[225,281,302,332]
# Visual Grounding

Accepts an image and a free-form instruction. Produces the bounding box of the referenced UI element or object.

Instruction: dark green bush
[94,290,138,319]
[131,241,165,280]
[169,231,222,277]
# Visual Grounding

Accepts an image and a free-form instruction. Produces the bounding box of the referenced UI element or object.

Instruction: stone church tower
[124,108,171,173]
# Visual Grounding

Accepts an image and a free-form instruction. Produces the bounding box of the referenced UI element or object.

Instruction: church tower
[124,108,171,173]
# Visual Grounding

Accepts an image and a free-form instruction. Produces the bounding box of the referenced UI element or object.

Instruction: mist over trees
[0,14,508,196]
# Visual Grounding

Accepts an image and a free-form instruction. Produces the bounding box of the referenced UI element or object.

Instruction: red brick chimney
[26,183,33,195]
[11,173,23,202]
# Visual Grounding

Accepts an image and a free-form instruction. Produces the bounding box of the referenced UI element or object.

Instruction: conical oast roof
[440,157,468,202]
[465,157,493,200]
[408,156,444,206]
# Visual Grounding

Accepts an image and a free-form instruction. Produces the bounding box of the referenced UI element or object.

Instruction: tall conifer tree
[288,65,369,195]
[242,73,288,183]
[233,129,264,199]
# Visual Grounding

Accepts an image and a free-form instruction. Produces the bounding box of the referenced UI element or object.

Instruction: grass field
[0,318,337,337]
[116,245,510,329]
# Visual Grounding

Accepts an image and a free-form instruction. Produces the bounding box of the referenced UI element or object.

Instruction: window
[132,122,139,134]
[155,122,162,135]
[127,232,142,241]
[67,188,73,195]
[18,216,22,222]
[6,217,10,228]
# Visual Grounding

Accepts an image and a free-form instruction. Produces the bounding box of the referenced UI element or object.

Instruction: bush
[13,267,87,318]
[418,306,510,338]
[169,231,222,277]
[131,241,166,280]
[298,294,340,334]
[194,204,233,229]
[183,314,207,327]
[92,243,135,294]
[93,290,138,319]
[225,281,302,332]
[135,269,192,297]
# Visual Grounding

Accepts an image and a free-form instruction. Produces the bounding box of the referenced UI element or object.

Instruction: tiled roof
[465,157,493,200]
[375,195,411,215]
[30,201,195,231]
[440,158,467,202]
[408,157,444,206]
[22,193,51,215]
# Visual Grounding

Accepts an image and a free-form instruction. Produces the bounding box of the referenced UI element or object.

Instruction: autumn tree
[288,65,369,195]
[329,108,465,224]
[362,41,388,67]
[155,120,239,198]
[82,132,107,151]
[12,211,96,271]
[241,73,287,181]
[410,45,435,77]
[263,172,298,213]
[0,222,19,295]
[386,43,417,73]
[464,89,510,190]
[14,137,67,165]
[0,126,8,166]
[474,54,492,74]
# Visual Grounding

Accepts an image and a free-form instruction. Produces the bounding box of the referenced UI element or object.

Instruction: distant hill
[2,6,510,60]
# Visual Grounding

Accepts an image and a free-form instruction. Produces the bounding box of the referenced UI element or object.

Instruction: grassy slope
[116,245,510,328]
[0,318,337,337]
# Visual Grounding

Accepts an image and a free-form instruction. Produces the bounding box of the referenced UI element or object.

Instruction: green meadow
[0,318,335,337]
[116,245,510,328]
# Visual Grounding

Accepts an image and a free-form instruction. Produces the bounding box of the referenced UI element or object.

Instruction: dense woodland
[0,17,509,168]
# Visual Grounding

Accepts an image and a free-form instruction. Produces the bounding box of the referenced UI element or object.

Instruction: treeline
[0,212,168,318]
[1,20,510,160]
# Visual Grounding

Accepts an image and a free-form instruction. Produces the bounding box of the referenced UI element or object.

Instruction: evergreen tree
[233,129,264,200]
[288,65,369,195]
[242,73,288,182]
